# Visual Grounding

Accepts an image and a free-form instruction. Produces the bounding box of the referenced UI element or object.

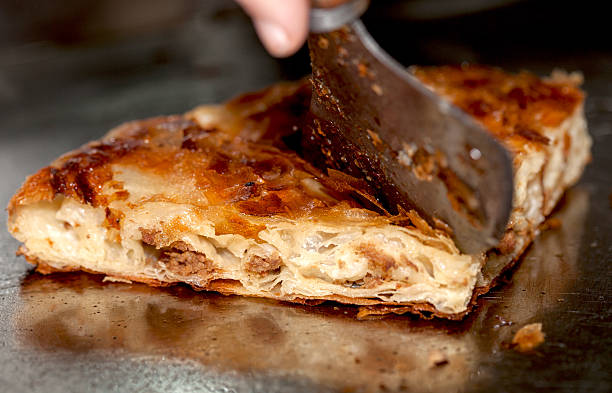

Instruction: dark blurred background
[0,0,610,147]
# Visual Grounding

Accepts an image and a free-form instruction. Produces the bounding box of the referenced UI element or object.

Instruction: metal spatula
[305,0,514,254]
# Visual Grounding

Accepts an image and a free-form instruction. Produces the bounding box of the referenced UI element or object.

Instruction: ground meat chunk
[160,248,212,278]
[244,254,282,274]
[140,228,168,247]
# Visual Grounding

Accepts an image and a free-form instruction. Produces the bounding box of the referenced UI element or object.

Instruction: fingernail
[254,20,291,57]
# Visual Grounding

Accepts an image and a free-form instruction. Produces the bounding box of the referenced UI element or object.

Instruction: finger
[236,0,310,57]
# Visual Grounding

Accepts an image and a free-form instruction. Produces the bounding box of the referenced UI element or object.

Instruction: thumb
[236,0,310,58]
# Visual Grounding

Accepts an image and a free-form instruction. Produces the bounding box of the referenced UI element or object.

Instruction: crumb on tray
[512,323,545,352]
[539,217,562,231]
[103,276,133,284]
[428,349,449,367]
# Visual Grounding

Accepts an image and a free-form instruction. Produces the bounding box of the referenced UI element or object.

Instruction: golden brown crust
[7,168,55,216]
[413,64,583,153]
[9,66,584,229]
[8,108,370,242]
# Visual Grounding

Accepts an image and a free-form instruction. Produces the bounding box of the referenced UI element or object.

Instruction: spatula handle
[312,0,355,8]
[310,0,369,32]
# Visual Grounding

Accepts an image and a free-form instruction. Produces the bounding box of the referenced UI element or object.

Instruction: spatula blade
[304,21,514,254]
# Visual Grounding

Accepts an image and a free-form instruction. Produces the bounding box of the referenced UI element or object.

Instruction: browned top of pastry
[413,64,583,152]
[9,66,584,225]
[7,83,380,234]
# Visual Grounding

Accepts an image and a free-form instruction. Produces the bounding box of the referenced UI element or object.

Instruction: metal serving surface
[1,2,611,392]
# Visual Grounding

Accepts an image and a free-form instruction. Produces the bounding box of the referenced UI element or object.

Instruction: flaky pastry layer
[7,66,591,318]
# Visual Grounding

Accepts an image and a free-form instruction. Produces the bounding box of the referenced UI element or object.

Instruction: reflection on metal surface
[14,189,589,392]
[15,275,480,392]
[472,189,589,350]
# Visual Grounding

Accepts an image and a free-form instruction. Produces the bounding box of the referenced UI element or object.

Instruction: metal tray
[1,3,610,392]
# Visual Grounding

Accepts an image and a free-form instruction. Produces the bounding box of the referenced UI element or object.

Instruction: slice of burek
[7,65,591,319]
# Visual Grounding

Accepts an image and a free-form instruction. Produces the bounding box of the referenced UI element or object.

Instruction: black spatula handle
[310,0,369,33]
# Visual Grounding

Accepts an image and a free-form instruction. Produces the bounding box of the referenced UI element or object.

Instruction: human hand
[236,0,310,58]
